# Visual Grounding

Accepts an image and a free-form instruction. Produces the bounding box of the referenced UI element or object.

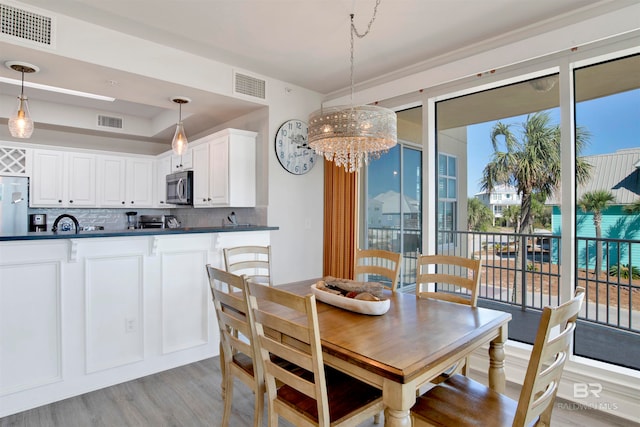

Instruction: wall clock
[275,119,317,175]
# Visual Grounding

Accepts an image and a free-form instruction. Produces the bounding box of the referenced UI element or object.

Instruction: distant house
[549,148,640,270]
[367,190,421,253]
[368,190,420,228]
[474,184,522,226]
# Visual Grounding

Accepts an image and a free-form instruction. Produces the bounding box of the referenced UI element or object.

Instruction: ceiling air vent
[0,3,53,46]
[234,72,266,99]
[97,115,123,129]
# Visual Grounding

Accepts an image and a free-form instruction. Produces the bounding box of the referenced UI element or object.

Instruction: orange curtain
[323,159,357,279]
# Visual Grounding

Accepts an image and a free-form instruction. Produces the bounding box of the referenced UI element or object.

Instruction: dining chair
[205,265,266,427]
[246,280,385,427]
[223,245,272,286]
[410,287,585,427]
[415,254,482,380]
[354,248,402,292]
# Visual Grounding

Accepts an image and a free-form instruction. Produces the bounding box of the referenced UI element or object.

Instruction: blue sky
[467,89,640,196]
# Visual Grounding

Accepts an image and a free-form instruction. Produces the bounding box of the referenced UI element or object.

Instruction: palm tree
[480,111,592,302]
[623,199,640,214]
[502,205,520,232]
[481,111,591,235]
[578,190,615,276]
[467,198,493,231]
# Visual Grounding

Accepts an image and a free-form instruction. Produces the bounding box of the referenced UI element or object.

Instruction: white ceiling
[0,0,635,145]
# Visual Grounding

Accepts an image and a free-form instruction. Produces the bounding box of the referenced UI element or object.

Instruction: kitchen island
[0,226,277,417]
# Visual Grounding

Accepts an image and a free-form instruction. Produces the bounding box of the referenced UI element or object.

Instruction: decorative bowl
[310,283,390,315]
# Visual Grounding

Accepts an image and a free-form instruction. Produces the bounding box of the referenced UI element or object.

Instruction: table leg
[384,408,412,427]
[382,380,413,427]
[488,323,508,393]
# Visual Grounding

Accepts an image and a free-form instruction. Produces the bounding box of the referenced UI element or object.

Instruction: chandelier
[308,0,396,172]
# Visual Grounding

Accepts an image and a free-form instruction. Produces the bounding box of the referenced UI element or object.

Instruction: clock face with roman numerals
[275,119,317,175]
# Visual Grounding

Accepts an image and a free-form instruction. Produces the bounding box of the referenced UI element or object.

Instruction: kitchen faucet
[52,214,80,233]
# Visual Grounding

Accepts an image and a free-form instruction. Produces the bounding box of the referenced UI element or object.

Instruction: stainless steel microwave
[166,170,193,205]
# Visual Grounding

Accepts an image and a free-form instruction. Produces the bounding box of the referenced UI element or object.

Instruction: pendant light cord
[349,0,382,104]
[20,69,25,99]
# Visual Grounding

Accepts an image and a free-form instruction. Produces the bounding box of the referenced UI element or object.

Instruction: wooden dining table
[278,280,512,427]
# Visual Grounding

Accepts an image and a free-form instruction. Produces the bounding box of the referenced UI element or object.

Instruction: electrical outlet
[125,317,136,333]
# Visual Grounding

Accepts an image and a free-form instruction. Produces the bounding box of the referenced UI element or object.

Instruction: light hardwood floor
[0,357,634,427]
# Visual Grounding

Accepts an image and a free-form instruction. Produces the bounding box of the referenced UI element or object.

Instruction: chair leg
[253,388,264,427]
[268,401,278,427]
[461,356,469,376]
[219,343,226,399]
[221,373,234,427]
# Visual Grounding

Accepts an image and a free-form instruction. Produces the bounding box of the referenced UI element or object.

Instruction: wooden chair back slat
[354,248,402,291]
[416,254,481,307]
[224,245,272,286]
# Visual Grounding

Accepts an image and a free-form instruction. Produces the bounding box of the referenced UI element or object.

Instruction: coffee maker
[29,214,47,232]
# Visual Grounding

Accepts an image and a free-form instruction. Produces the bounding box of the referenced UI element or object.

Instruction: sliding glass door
[362,118,422,289]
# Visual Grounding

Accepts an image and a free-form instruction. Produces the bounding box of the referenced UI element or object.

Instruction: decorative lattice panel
[0,147,28,175]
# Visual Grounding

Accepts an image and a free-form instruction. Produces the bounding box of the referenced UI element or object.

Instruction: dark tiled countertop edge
[0,226,279,242]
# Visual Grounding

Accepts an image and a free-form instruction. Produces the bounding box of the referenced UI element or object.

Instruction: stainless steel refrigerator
[0,176,28,235]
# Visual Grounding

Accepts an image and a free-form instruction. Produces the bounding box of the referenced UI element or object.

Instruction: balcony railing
[367,226,640,369]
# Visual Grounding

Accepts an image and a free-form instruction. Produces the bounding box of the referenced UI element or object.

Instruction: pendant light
[171,97,190,155]
[6,61,39,139]
[308,0,396,172]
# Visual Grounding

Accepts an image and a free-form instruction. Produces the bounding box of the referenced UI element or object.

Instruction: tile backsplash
[29,207,267,231]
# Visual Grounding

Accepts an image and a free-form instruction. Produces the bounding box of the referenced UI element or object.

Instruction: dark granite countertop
[0,225,278,242]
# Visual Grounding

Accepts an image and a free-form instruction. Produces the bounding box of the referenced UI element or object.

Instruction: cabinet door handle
[58,200,62,203]
[121,201,125,204]
[69,200,73,203]
[131,201,134,204]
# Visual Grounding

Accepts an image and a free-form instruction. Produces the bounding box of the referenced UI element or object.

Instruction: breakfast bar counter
[0,227,275,417]
[0,224,278,241]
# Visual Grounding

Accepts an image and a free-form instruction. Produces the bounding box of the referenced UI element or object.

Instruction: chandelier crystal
[308,0,396,172]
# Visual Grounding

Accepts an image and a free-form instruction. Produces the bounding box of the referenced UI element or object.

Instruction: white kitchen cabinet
[97,155,153,208]
[97,155,127,207]
[170,148,193,171]
[31,149,96,207]
[192,128,256,208]
[155,155,175,207]
[192,143,211,207]
[126,157,154,208]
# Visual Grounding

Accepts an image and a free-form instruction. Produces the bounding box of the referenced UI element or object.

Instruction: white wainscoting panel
[85,255,144,373]
[0,261,62,395]
[161,249,209,354]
